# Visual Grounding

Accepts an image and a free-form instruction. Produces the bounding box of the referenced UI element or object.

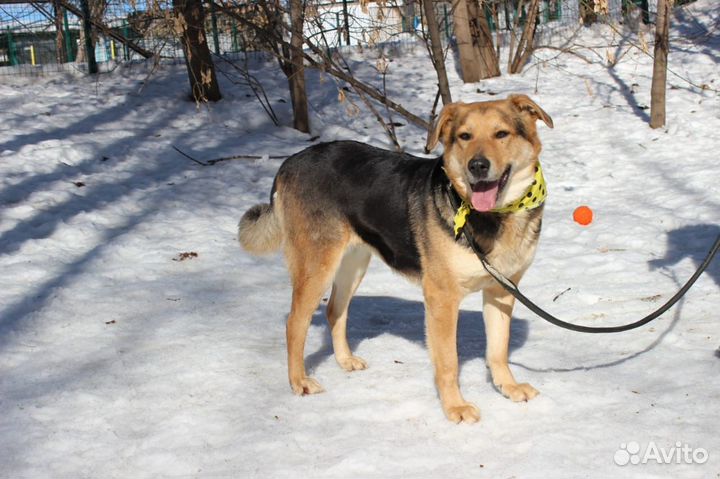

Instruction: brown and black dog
[239,94,553,423]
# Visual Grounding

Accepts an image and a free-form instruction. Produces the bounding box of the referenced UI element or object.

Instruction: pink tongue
[471,183,499,212]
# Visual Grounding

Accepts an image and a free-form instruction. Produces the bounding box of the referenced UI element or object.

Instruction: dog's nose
[468,157,490,179]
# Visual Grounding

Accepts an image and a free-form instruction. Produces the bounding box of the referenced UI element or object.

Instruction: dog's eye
[458,132,472,141]
[495,130,510,139]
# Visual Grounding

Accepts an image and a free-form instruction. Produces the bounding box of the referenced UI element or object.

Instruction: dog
[238,94,553,423]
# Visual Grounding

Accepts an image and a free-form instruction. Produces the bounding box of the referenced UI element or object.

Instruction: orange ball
[573,205,593,226]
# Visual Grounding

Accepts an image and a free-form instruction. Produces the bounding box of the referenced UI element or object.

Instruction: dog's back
[240,140,436,274]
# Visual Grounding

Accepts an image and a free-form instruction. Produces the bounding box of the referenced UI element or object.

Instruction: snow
[1,1,719,477]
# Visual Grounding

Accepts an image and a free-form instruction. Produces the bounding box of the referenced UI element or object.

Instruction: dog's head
[427,94,553,212]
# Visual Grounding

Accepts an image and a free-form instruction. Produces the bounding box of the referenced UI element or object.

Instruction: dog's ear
[426,103,460,152]
[509,94,554,129]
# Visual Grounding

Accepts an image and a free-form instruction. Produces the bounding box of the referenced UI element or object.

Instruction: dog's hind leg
[285,238,347,396]
[326,245,372,371]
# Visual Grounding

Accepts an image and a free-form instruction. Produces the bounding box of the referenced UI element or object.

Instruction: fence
[0,0,671,76]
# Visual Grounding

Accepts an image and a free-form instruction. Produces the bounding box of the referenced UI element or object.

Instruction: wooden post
[650,0,670,129]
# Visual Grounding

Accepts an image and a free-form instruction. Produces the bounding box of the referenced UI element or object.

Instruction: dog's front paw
[337,355,368,372]
[499,382,539,402]
[444,402,481,424]
[290,377,325,395]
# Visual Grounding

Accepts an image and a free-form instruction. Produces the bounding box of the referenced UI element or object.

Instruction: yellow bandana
[453,163,547,236]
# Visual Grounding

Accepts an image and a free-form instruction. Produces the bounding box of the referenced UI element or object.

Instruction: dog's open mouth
[470,166,511,212]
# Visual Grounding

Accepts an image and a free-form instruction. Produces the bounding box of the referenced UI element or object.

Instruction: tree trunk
[422,0,452,104]
[650,0,670,129]
[507,0,524,72]
[342,0,351,44]
[75,0,105,67]
[580,0,598,25]
[467,0,500,78]
[77,0,98,72]
[54,0,66,64]
[509,0,540,74]
[452,0,481,83]
[173,0,222,102]
[289,0,310,133]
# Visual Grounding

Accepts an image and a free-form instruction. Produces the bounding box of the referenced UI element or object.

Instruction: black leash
[448,189,720,333]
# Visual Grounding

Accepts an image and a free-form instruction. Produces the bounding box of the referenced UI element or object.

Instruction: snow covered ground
[1,2,718,477]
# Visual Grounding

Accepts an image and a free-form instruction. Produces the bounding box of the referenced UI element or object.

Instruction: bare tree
[214,0,429,130]
[173,0,222,102]
[650,0,670,129]
[421,0,452,104]
[509,0,540,74]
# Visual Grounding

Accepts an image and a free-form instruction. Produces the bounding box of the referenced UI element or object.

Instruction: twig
[206,154,288,165]
[606,22,720,93]
[173,145,207,166]
[173,145,287,166]
[314,24,402,150]
[424,87,442,153]
[533,45,594,64]
[379,60,400,150]
[552,287,572,302]
[355,86,401,151]
[137,51,165,96]
[214,54,280,126]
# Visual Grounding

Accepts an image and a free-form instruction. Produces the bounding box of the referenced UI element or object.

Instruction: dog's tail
[238,203,283,254]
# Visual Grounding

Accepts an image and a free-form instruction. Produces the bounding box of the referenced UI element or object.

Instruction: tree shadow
[0,100,186,256]
[511,284,686,373]
[605,65,651,123]
[670,2,720,63]
[304,294,530,375]
[0,164,196,346]
[0,67,189,212]
[604,32,652,123]
[513,224,720,373]
[0,68,203,343]
[648,223,720,287]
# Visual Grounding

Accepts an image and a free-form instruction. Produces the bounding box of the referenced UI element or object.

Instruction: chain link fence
[0,0,671,76]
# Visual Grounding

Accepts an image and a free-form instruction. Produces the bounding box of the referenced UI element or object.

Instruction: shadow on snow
[304,294,530,376]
